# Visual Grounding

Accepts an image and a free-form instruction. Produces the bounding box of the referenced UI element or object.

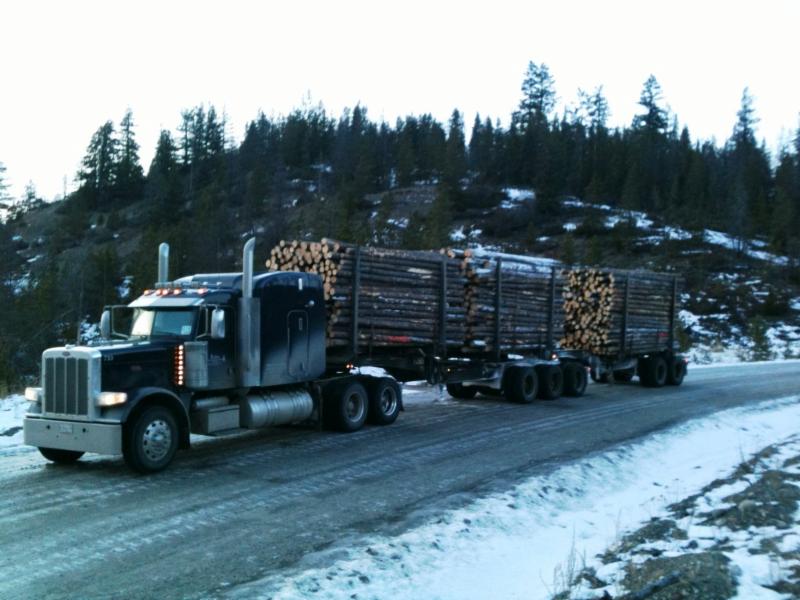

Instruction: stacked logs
[561,268,676,356]
[266,240,468,349]
[446,249,564,352]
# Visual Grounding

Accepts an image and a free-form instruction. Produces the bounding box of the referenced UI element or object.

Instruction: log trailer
[23,239,685,473]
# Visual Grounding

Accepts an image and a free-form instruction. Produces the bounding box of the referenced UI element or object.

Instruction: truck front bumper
[24,417,122,455]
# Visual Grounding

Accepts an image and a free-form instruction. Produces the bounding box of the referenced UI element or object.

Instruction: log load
[561,268,678,357]
[266,239,468,349]
[445,249,564,353]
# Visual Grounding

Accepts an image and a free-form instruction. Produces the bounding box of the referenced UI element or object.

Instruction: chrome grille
[44,355,90,416]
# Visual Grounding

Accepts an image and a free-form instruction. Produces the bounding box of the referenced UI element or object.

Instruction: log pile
[266,240,468,349]
[561,268,676,356]
[446,249,564,352]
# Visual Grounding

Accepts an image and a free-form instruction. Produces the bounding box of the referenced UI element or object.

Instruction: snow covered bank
[230,396,800,600]
[0,394,26,448]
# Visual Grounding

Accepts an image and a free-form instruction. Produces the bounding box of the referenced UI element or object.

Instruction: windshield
[130,309,196,339]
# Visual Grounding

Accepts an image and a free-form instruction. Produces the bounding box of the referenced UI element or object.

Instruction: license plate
[59,424,73,434]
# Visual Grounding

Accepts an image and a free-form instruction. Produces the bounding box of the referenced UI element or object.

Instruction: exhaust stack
[242,237,255,298]
[157,243,170,284]
[237,238,260,387]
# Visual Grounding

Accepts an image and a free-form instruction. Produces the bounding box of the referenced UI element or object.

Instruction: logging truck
[23,238,685,473]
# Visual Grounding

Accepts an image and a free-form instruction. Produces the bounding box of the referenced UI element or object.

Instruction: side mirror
[100,310,111,339]
[210,308,226,340]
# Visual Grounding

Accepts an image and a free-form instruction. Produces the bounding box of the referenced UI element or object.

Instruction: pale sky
[1,0,799,200]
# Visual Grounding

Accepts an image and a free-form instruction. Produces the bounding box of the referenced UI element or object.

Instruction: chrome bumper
[24,417,122,455]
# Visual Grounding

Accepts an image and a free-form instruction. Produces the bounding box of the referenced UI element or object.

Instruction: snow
[0,395,27,448]
[563,222,578,231]
[388,217,409,229]
[450,226,466,241]
[704,230,789,266]
[233,396,800,600]
[502,188,535,203]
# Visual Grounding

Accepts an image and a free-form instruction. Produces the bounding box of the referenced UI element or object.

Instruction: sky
[1,0,799,200]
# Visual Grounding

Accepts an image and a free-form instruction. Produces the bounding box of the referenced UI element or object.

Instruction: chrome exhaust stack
[237,238,261,387]
[157,243,170,284]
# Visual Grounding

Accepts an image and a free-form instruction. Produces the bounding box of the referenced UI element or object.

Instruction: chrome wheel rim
[142,419,172,462]
[379,388,397,415]
[345,393,365,422]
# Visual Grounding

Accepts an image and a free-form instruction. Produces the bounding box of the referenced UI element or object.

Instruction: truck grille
[44,356,90,416]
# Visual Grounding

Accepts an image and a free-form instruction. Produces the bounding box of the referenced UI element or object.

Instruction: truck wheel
[504,367,538,404]
[537,365,563,400]
[326,381,368,432]
[123,406,179,474]
[640,356,668,388]
[562,362,587,397]
[446,383,478,399]
[667,357,687,386]
[367,378,401,425]
[38,447,84,464]
[613,368,635,383]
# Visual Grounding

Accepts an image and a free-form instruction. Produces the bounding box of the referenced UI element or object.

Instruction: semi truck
[23,239,685,473]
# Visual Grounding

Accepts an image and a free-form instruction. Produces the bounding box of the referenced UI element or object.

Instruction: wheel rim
[523,374,535,396]
[346,393,365,422]
[379,388,397,415]
[142,419,172,462]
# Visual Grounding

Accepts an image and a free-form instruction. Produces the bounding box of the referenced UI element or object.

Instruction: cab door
[287,310,309,378]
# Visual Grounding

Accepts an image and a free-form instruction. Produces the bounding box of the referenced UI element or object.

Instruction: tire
[503,367,538,404]
[590,370,610,384]
[613,368,635,383]
[446,383,478,400]
[667,357,687,386]
[123,405,179,474]
[38,447,84,464]
[367,378,401,425]
[561,362,587,397]
[537,365,563,400]
[640,356,668,388]
[325,381,368,433]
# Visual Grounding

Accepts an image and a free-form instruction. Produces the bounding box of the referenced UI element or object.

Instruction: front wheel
[123,406,179,474]
[38,447,84,464]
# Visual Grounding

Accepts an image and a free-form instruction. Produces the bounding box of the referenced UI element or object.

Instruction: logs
[561,268,676,357]
[266,239,467,349]
[446,249,564,352]
[266,240,678,358]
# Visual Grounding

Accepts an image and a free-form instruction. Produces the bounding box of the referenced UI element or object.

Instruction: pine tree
[444,109,467,190]
[78,120,119,209]
[146,130,182,225]
[517,61,556,127]
[115,109,145,204]
[0,162,11,213]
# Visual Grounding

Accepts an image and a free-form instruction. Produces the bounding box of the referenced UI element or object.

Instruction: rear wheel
[666,357,687,386]
[325,381,368,432]
[367,378,401,425]
[446,382,478,400]
[561,362,587,397]
[38,447,84,464]
[537,365,563,400]
[504,367,538,404]
[640,356,668,388]
[123,405,179,474]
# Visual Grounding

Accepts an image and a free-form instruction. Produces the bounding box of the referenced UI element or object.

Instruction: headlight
[96,392,128,407]
[24,387,42,403]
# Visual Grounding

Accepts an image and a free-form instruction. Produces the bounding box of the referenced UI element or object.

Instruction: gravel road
[1,361,798,599]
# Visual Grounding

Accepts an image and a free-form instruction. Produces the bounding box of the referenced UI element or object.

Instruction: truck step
[204,427,247,437]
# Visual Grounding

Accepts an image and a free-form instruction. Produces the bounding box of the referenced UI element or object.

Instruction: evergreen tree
[115,109,145,204]
[77,120,119,209]
[444,109,467,190]
[0,162,11,213]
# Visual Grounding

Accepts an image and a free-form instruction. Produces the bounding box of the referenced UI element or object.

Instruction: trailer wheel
[536,365,563,400]
[667,357,687,386]
[613,368,635,383]
[123,405,179,474]
[326,381,368,432]
[367,378,401,425]
[38,447,84,464]
[446,383,478,400]
[562,362,587,397]
[504,367,538,403]
[640,356,668,388]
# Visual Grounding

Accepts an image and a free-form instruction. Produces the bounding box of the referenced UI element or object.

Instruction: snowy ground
[223,395,800,600]
[0,394,26,448]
